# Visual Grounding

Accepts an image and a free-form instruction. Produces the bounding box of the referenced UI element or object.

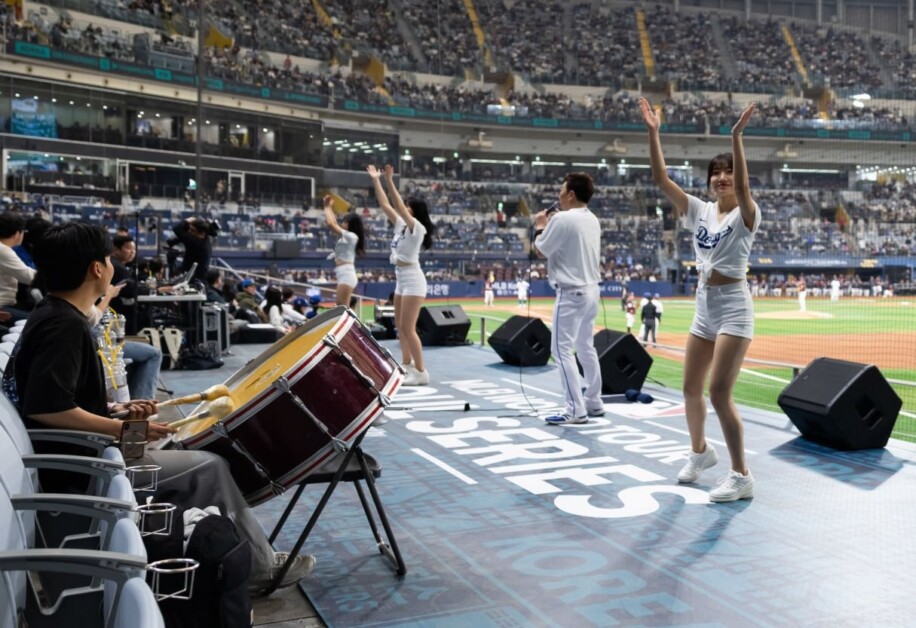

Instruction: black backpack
[145,511,253,628]
[177,343,224,370]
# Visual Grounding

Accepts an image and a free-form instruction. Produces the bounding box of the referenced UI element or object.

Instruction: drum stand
[259,428,407,596]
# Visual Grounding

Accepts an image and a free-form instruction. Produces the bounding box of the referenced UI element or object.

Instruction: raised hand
[323,194,334,207]
[384,164,395,179]
[638,97,660,131]
[366,164,381,179]
[732,103,756,135]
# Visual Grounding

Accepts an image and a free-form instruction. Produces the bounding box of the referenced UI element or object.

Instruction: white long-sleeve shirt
[0,244,36,307]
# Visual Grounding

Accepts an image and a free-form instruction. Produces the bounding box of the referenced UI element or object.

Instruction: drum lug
[378,393,392,408]
[212,421,230,439]
[274,376,349,453]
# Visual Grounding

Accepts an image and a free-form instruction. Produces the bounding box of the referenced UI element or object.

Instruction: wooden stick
[170,397,236,429]
[158,384,231,408]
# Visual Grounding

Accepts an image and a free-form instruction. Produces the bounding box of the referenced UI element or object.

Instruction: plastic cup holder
[126,464,161,492]
[135,501,176,537]
[147,558,199,601]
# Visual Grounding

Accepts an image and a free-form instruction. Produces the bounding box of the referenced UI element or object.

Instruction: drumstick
[158,384,231,408]
[169,397,236,429]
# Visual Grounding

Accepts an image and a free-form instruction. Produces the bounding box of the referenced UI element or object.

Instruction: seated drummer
[2,222,314,593]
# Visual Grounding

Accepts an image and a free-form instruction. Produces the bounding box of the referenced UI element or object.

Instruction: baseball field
[382,295,916,444]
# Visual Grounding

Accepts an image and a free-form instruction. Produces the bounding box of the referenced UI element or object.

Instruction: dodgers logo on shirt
[696,225,734,250]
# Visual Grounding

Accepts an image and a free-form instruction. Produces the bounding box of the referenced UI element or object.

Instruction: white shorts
[395,264,427,297]
[334,263,357,288]
[691,281,754,341]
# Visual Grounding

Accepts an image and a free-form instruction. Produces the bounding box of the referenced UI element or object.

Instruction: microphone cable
[504,202,558,419]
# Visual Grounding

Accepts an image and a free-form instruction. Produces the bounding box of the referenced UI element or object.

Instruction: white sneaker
[402,368,430,386]
[677,444,719,483]
[709,470,754,502]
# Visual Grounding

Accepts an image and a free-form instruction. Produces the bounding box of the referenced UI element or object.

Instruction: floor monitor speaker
[416,305,471,346]
[592,330,653,394]
[488,316,551,366]
[778,358,901,450]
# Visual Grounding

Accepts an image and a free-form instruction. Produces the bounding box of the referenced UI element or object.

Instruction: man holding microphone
[534,173,604,425]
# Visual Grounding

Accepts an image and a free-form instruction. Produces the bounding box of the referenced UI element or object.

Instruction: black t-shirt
[3,295,108,430]
[110,258,138,333]
[641,302,658,324]
[173,221,212,282]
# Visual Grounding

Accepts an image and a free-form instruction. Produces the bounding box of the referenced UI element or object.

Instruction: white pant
[335,263,358,288]
[484,289,494,306]
[552,285,602,419]
[798,291,807,311]
[394,264,427,297]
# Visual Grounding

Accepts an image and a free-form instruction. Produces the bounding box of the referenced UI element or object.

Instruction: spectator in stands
[171,217,213,283]
[323,196,366,307]
[13,217,52,310]
[109,235,138,331]
[205,269,228,304]
[640,97,759,503]
[105,234,162,401]
[368,164,434,386]
[235,278,267,323]
[278,287,306,325]
[2,221,314,592]
[0,212,37,321]
[264,286,291,334]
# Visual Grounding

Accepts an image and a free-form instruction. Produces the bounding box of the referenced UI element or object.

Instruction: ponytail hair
[408,198,435,251]
[343,213,366,257]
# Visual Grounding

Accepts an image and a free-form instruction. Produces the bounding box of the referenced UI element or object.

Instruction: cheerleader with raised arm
[323,195,366,307]
[639,97,759,503]
[367,164,435,386]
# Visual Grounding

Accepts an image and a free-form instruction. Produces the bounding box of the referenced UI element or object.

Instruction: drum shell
[173,308,401,505]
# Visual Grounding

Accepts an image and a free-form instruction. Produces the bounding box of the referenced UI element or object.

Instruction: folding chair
[260,427,406,596]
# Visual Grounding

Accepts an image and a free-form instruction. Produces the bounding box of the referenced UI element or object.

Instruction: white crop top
[686,194,760,279]
[389,217,426,264]
[329,230,359,264]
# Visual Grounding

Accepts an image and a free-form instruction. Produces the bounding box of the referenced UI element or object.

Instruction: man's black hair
[33,222,112,292]
[0,212,26,239]
[112,234,135,249]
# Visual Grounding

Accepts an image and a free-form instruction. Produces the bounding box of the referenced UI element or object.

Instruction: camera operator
[170,217,218,283]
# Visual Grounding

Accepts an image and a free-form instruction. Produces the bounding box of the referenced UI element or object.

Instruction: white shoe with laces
[709,469,754,502]
[402,367,429,386]
[677,444,719,483]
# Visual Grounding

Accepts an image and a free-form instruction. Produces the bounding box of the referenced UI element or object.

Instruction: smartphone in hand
[119,420,149,460]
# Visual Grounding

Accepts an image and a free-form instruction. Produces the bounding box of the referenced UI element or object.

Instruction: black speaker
[416,305,471,346]
[592,330,653,394]
[488,316,551,366]
[778,358,901,450]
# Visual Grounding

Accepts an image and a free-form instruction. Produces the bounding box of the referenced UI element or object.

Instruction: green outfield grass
[361,296,916,444]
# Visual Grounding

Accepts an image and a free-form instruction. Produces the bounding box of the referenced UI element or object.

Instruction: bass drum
[171,306,403,505]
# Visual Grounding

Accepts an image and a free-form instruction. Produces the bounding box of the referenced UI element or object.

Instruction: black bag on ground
[145,510,253,628]
[177,342,223,370]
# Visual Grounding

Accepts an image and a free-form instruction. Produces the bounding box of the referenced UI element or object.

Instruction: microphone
[544,202,559,217]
